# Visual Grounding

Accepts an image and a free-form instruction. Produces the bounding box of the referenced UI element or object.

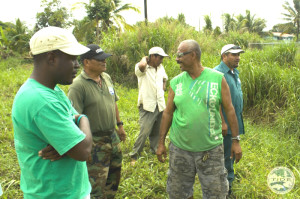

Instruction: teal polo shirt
[214,61,245,135]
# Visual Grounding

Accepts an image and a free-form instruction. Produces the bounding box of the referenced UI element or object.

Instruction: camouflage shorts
[167,143,228,199]
[87,131,122,199]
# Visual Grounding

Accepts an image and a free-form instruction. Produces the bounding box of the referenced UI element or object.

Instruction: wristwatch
[231,135,241,141]
[117,121,124,126]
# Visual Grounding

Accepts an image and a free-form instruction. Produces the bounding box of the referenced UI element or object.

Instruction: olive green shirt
[68,71,119,133]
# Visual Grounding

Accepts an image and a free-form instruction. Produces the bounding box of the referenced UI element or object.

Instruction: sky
[0,0,291,31]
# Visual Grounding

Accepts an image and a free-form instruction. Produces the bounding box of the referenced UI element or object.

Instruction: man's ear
[191,51,197,60]
[83,59,90,67]
[46,51,56,66]
[221,53,227,61]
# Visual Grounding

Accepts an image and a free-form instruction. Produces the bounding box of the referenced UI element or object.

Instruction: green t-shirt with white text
[170,68,224,152]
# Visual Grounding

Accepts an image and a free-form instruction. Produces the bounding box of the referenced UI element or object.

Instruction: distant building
[272,32,295,41]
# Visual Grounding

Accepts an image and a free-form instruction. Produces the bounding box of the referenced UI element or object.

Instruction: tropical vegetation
[282,0,300,41]
[0,0,300,198]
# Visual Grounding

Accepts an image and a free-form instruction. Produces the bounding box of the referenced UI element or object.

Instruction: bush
[99,20,264,87]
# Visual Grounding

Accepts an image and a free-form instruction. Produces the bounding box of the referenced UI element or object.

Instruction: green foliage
[82,0,140,41]
[86,0,111,26]
[238,43,299,136]
[222,10,266,34]
[35,0,71,31]
[218,31,263,49]
[177,13,186,25]
[99,18,199,86]
[233,121,300,198]
[282,0,300,41]
[99,19,262,87]
[0,51,299,198]
[213,26,222,37]
[72,17,97,44]
[0,20,31,57]
[241,10,266,33]
[272,22,296,33]
[0,57,32,198]
[203,15,213,32]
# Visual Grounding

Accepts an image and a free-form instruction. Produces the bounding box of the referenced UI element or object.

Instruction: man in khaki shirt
[129,47,168,165]
[68,44,126,198]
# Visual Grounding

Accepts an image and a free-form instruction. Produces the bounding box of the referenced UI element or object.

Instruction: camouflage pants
[87,131,122,199]
[167,143,228,199]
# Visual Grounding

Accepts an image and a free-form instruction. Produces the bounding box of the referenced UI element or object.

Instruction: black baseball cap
[80,44,112,61]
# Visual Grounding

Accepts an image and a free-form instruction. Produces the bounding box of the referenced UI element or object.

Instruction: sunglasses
[176,51,192,58]
[228,45,242,50]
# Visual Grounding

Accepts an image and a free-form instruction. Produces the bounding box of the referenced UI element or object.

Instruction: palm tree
[282,0,300,41]
[104,0,140,31]
[222,13,236,32]
[177,13,186,25]
[10,19,31,53]
[83,0,140,41]
[235,14,245,31]
[241,10,266,33]
[203,15,213,33]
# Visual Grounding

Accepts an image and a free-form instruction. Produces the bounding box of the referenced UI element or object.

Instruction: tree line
[0,0,299,58]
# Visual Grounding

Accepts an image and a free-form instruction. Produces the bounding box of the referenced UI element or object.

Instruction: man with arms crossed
[156,40,242,199]
[12,26,92,199]
[214,44,245,197]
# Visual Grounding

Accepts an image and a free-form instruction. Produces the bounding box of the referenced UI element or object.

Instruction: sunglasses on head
[229,45,241,50]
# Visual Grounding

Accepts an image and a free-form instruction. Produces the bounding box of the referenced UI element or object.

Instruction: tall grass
[0,21,299,197]
[0,57,32,198]
[238,45,300,135]
[99,18,263,86]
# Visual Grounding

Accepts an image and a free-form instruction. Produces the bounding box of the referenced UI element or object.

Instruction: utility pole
[144,0,148,25]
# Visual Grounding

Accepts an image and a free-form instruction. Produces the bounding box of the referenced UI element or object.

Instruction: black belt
[93,129,114,137]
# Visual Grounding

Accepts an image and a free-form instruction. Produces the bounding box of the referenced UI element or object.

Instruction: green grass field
[0,58,299,199]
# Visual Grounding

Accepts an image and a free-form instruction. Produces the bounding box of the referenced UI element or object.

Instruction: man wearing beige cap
[12,26,92,199]
[129,47,169,165]
[214,44,245,197]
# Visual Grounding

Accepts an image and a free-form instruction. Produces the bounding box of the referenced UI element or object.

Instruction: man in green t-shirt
[68,44,126,199]
[156,40,242,199]
[12,26,93,199]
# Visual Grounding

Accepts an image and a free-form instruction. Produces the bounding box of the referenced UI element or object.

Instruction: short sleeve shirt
[68,71,119,132]
[214,61,245,135]
[12,78,91,199]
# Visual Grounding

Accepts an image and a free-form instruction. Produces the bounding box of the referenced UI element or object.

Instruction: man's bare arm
[156,87,175,163]
[221,77,242,163]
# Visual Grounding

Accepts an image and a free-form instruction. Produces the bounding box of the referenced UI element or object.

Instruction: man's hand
[231,141,242,163]
[156,143,167,163]
[39,145,63,161]
[222,122,228,137]
[116,126,126,142]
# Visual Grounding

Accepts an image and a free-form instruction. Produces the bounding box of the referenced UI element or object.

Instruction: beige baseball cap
[30,26,90,56]
[149,47,169,57]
